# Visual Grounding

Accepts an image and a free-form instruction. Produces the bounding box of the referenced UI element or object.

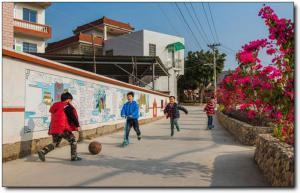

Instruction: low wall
[3,116,164,162]
[216,111,273,145]
[2,49,169,162]
[254,134,294,187]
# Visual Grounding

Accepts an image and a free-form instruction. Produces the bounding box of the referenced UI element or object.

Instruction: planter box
[254,134,294,187]
[216,111,273,145]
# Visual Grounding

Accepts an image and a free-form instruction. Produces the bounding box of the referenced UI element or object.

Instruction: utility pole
[92,33,96,73]
[207,43,221,100]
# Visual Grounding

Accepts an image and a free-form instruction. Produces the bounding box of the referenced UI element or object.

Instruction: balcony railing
[13,18,51,39]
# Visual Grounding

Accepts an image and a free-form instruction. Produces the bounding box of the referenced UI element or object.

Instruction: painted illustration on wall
[153,98,157,117]
[24,69,166,133]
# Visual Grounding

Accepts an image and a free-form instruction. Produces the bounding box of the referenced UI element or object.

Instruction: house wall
[14,3,45,24]
[2,2,14,49]
[14,34,45,53]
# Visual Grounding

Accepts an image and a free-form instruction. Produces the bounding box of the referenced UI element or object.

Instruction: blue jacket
[121,101,139,119]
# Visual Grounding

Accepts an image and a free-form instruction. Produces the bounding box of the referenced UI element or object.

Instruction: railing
[14,18,51,38]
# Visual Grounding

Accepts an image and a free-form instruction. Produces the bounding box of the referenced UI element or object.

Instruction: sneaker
[177,129,180,132]
[37,150,45,162]
[71,156,82,161]
[122,141,129,147]
[137,134,142,140]
[171,132,174,137]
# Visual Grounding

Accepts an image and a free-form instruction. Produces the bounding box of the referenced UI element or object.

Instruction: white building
[13,2,52,53]
[104,29,185,98]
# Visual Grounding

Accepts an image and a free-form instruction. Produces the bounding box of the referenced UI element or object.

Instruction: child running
[164,96,188,136]
[204,96,216,130]
[121,91,141,146]
[37,92,82,161]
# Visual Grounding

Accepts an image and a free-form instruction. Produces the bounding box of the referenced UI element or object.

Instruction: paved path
[3,106,269,187]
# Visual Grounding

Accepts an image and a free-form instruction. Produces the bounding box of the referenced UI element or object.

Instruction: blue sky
[46,2,294,70]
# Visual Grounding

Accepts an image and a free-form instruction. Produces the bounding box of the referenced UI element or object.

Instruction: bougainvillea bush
[217,5,294,145]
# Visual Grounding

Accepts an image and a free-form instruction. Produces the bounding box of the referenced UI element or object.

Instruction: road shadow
[25,143,219,187]
[210,152,270,187]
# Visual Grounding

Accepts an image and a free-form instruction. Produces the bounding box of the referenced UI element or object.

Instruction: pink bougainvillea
[218,5,294,145]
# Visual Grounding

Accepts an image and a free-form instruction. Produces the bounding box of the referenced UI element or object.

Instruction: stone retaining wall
[3,116,164,162]
[254,134,294,187]
[216,111,273,145]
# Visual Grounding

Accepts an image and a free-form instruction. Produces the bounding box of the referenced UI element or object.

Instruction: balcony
[13,19,52,39]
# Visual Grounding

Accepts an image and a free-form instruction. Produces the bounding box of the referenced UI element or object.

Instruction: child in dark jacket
[164,96,188,136]
[37,92,81,162]
[121,91,141,146]
[204,97,216,130]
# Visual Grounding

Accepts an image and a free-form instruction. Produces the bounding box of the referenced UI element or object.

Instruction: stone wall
[254,134,294,187]
[216,111,273,145]
[3,116,164,162]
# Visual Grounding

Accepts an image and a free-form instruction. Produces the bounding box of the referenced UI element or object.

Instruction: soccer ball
[88,141,102,155]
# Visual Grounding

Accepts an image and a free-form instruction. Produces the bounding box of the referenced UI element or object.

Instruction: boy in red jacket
[37,92,81,162]
[204,96,216,130]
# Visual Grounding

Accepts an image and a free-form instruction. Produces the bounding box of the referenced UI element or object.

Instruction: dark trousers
[170,118,180,135]
[40,130,78,158]
[125,118,141,142]
[207,116,214,129]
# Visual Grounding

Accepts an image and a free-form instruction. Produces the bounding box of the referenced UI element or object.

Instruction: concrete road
[3,106,269,187]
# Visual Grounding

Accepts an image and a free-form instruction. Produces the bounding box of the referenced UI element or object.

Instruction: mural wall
[24,69,166,133]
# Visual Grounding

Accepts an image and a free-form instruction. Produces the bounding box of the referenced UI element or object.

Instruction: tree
[178,50,226,103]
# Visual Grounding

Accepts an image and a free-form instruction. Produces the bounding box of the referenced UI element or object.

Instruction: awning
[166,42,185,52]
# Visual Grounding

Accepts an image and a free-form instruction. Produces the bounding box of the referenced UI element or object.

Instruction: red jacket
[48,102,79,134]
[204,101,215,116]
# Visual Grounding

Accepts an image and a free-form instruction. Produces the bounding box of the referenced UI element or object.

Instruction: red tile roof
[73,16,134,33]
[46,33,103,52]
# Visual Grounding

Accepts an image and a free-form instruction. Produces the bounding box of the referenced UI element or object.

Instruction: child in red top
[204,96,216,130]
[37,92,82,162]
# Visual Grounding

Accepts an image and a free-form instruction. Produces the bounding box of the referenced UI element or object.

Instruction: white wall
[14,3,45,24]
[3,52,168,144]
[143,30,185,73]
[14,34,46,53]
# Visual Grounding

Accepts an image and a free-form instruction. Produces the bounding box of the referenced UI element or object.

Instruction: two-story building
[2,2,52,53]
[45,16,134,55]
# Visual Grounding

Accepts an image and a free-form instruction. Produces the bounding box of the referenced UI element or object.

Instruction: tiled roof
[46,33,103,52]
[73,16,134,33]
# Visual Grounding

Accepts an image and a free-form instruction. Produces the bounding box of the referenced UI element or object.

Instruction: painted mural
[24,69,166,133]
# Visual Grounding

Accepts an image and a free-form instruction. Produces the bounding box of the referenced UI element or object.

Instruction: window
[23,42,37,53]
[23,8,37,23]
[105,50,113,56]
[149,44,156,56]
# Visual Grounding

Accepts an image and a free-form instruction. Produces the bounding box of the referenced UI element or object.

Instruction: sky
[46,2,294,71]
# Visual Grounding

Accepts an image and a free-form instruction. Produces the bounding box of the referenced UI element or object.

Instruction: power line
[157,3,196,52]
[183,2,207,45]
[190,3,211,44]
[157,3,181,37]
[207,3,220,43]
[201,2,217,42]
[175,3,203,50]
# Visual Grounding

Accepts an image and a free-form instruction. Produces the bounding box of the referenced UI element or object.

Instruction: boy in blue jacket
[121,91,141,146]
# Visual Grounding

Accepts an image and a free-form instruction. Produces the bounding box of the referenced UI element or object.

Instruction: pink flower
[237,51,256,64]
[240,103,250,111]
[273,112,282,120]
[266,48,276,55]
[247,110,256,119]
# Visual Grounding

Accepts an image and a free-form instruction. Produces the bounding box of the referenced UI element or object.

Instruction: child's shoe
[137,134,142,140]
[71,155,82,161]
[37,150,45,162]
